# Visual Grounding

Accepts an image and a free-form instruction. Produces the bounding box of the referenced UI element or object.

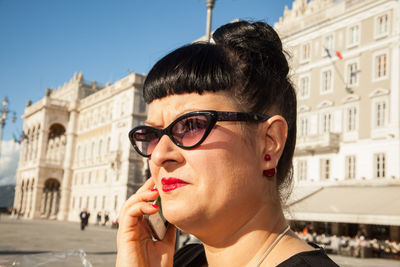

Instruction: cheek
[190,128,261,194]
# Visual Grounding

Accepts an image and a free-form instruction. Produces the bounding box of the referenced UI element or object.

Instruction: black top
[173,242,339,267]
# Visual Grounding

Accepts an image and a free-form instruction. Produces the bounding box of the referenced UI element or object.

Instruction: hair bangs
[143,43,237,103]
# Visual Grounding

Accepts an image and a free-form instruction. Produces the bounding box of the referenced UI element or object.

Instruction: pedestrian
[103,212,109,226]
[79,209,90,230]
[96,211,101,225]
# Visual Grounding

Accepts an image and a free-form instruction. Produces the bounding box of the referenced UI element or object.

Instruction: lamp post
[0,97,17,159]
[206,0,216,42]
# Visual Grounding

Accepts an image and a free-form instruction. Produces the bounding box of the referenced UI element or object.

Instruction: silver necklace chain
[255,225,291,267]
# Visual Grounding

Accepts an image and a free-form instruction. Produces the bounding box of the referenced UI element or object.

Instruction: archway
[46,123,66,164]
[40,178,60,219]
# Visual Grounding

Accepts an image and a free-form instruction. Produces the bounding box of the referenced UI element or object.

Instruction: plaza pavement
[0,214,399,267]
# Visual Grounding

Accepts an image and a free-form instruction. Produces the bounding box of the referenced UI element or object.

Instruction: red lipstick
[161,177,188,192]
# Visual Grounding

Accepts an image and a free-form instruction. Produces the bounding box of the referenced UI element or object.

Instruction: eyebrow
[144,108,201,127]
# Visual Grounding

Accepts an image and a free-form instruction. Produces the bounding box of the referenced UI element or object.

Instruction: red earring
[263,154,276,177]
[263,168,276,177]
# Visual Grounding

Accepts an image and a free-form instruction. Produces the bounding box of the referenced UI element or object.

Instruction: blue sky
[0,0,294,142]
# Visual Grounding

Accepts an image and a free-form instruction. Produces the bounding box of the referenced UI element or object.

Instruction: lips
[161,177,188,192]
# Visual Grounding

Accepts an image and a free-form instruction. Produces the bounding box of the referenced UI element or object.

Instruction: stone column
[45,190,53,218]
[50,190,58,219]
[58,102,79,220]
[26,187,32,218]
[30,181,42,219]
[19,187,24,215]
[40,189,46,215]
[12,181,21,215]
[22,186,27,215]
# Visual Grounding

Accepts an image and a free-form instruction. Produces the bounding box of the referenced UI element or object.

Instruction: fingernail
[152,204,159,209]
[151,188,158,192]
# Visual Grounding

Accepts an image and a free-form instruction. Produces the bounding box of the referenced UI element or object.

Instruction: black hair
[143,20,296,204]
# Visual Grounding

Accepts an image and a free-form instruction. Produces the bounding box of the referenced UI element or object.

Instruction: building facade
[275,0,400,241]
[13,72,148,223]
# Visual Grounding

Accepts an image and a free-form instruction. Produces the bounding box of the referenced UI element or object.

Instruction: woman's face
[147,92,272,238]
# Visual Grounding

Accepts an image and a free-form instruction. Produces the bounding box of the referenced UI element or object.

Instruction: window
[299,117,309,137]
[114,195,118,211]
[348,25,360,47]
[98,140,103,157]
[320,159,330,180]
[297,160,307,181]
[345,106,358,132]
[347,62,359,86]
[83,145,87,161]
[298,75,310,99]
[86,196,90,209]
[301,43,311,62]
[374,53,388,80]
[321,112,332,133]
[102,196,106,210]
[375,14,389,38]
[321,69,333,93]
[107,137,111,153]
[374,101,387,128]
[322,35,334,56]
[79,196,82,209]
[134,91,147,113]
[93,196,97,210]
[91,142,95,159]
[345,155,356,179]
[120,99,126,116]
[374,153,386,178]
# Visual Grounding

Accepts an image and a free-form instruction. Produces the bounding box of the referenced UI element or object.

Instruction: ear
[261,115,288,170]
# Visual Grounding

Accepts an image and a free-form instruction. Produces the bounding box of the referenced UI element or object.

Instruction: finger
[136,176,156,194]
[119,202,159,229]
[122,189,159,212]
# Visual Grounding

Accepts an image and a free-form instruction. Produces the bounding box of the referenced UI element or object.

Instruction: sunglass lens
[133,128,159,156]
[172,115,209,147]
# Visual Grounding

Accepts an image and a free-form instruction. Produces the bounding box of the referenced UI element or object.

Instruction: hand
[116,177,176,267]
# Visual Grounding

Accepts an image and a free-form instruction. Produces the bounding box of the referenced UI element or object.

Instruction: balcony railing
[295,132,340,155]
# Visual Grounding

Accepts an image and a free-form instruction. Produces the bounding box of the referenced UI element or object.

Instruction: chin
[163,202,201,231]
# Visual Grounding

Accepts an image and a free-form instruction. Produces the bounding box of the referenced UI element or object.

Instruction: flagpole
[324,47,354,94]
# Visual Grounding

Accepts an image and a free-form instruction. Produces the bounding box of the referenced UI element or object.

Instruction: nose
[150,134,183,166]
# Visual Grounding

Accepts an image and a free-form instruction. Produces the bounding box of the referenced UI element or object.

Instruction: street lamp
[0,97,17,159]
[206,0,216,42]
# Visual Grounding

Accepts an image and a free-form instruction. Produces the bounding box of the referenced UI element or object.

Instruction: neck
[202,205,288,267]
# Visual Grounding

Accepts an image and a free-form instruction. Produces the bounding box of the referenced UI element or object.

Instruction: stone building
[13,72,148,223]
[275,0,400,241]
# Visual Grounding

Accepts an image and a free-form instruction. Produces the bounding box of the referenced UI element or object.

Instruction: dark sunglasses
[128,110,270,157]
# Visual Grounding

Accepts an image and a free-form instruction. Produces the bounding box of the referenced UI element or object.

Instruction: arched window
[107,137,111,153]
[98,139,103,157]
[91,141,95,159]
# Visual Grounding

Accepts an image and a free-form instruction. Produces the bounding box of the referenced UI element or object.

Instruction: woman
[117,20,338,266]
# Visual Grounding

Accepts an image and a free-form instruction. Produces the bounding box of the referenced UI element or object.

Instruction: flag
[325,48,332,58]
[13,133,20,144]
[336,51,343,60]
[14,131,28,144]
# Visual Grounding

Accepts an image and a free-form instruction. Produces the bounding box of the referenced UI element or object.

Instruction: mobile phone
[145,195,169,240]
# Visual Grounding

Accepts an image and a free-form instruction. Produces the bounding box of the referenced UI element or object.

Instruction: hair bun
[213,20,288,78]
